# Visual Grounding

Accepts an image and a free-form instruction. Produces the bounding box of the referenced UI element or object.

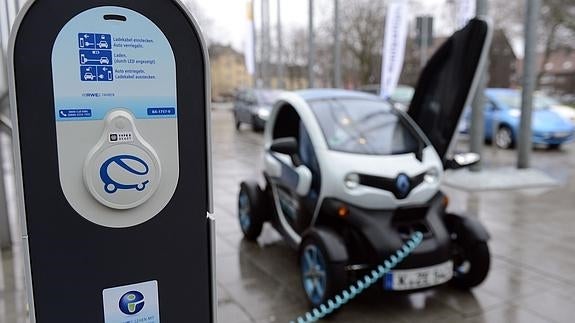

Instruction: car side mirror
[445,152,480,170]
[270,137,301,166]
[270,137,298,155]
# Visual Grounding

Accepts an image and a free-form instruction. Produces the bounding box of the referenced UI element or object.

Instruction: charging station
[9,1,214,322]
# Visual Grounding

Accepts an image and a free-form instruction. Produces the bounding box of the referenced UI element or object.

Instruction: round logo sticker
[119,291,145,315]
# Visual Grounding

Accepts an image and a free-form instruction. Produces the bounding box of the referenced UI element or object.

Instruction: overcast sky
[191,0,454,51]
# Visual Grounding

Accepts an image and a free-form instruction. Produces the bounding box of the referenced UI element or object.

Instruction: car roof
[295,89,380,102]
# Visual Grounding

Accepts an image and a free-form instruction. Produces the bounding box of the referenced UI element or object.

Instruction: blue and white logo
[119,291,145,315]
[396,173,411,198]
[100,155,150,194]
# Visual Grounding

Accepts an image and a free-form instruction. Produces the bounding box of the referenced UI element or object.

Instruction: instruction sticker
[52,7,177,121]
[103,280,160,323]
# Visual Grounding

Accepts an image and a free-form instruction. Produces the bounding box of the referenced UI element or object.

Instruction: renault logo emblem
[396,174,411,198]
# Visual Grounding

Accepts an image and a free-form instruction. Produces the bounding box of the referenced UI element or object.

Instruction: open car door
[408,18,492,164]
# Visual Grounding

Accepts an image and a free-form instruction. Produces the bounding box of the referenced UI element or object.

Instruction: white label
[109,132,134,143]
[103,280,160,323]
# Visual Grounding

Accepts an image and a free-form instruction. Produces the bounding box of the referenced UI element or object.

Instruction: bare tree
[340,0,387,85]
[490,0,575,88]
[536,0,575,86]
[284,28,309,88]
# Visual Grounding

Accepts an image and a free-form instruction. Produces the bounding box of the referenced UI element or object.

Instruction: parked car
[536,94,575,126]
[551,104,575,126]
[238,18,492,307]
[480,88,575,149]
[389,85,415,110]
[233,89,283,131]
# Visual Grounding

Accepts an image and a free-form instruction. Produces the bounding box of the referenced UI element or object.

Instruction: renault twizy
[238,19,493,306]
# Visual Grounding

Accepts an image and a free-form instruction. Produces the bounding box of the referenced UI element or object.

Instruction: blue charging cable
[291,232,424,323]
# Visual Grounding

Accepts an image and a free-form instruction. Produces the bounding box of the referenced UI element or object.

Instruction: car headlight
[424,168,440,184]
[256,107,271,121]
[344,173,360,189]
[509,109,521,118]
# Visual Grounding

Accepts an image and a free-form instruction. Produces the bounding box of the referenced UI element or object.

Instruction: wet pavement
[2,108,575,322]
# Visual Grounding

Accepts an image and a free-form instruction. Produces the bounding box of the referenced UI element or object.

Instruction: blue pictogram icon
[79,33,113,82]
[95,33,112,49]
[78,33,96,49]
[80,66,97,81]
[79,50,112,66]
[100,155,150,194]
[97,66,114,81]
[78,33,112,49]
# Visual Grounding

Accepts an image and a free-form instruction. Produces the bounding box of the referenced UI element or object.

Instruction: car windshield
[491,91,552,110]
[256,90,282,105]
[309,98,423,155]
[535,94,560,106]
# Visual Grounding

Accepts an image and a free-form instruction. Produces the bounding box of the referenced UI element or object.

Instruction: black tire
[495,126,515,149]
[234,113,241,131]
[238,182,265,241]
[251,117,264,132]
[452,242,491,289]
[299,229,348,307]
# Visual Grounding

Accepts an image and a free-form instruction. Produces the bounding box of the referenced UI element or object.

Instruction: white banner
[244,0,256,75]
[380,0,409,99]
[456,0,476,29]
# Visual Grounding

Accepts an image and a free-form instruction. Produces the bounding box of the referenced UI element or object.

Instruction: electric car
[238,19,493,306]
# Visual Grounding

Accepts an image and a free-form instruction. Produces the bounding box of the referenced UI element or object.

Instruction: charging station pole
[8,1,215,322]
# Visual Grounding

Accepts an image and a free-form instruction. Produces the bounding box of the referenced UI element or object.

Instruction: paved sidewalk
[212,109,575,323]
[1,109,575,323]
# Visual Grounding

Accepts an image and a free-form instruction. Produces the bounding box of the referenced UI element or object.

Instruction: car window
[309,98,424,155]
[535,94,560,107]
[246,91,257,104]
[491,91,551,110]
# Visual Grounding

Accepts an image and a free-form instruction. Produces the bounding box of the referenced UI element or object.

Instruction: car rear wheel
[495,126,514,149]
[299,229,347,307]
[238,182,265,241]
[234,113,241,131]
[251,116,264,132]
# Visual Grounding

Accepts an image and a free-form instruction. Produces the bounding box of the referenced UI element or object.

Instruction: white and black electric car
[238,19,493,306]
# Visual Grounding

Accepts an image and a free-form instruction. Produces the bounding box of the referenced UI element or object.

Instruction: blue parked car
[477,88,575,149]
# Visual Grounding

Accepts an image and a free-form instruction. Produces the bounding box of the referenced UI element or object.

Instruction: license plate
[384,261,453,291]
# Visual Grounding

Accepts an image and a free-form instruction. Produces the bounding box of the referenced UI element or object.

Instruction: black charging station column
[9,1,215,322]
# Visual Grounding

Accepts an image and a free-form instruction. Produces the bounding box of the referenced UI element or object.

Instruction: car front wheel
[452,241,490,289]
[495,126,514,149]
[299,229,347,307]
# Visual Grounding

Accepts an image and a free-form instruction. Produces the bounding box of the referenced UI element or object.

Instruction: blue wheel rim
[301,244,327,305]
[238,190,251,232]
